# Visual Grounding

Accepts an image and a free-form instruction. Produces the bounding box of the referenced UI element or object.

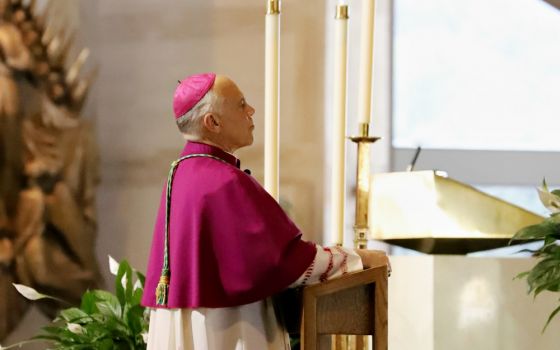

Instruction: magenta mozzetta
[142,141,317,308]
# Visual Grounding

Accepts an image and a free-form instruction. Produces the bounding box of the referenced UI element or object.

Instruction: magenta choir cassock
[141,141,317,309]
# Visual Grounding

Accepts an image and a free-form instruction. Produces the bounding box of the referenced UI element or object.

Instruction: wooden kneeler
[300,266,388,350]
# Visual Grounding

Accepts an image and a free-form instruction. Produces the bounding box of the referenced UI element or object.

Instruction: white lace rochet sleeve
[290,244,363,287]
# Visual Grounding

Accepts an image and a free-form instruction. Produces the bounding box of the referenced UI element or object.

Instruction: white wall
[86,0,328,278]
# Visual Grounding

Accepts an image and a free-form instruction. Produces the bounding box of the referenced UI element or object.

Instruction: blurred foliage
[5,258,148,349]
[511,180,560,332]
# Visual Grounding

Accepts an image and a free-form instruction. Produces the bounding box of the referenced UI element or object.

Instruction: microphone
[406,146,422,172]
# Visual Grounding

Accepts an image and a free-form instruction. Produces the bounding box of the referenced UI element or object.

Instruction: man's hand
[356,249,391,275]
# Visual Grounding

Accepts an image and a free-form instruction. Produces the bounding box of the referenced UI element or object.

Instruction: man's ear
[202,113,220,133]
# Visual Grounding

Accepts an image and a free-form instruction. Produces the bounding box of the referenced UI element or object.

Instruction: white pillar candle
[331,4,349,246]
[357,0,376,126]
[264,0,280,200]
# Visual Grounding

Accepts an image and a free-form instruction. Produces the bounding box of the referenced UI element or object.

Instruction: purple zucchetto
[173,73,216,119]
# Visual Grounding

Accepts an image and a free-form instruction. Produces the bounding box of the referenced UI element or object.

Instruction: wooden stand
[300,266,388,350]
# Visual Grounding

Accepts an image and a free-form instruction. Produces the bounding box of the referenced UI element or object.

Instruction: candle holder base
[349,135,381,144]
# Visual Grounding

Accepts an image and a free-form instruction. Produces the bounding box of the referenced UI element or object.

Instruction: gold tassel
[155,274,170,306]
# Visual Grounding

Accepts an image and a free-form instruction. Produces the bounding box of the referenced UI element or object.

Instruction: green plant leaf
[115,261,126,310]
[123,261,134,304]
[116,260,134,311]
[93,290,122,317]
[544,236,558,247]
[58,308,89,323]
[33,324,84,344]
[542,304,560,333]
[31,333,63,342]
[525,258,560,297]
[540,241,560,253]
[535,281,560,296]
[125,304,145,335]
[131,287,143,306]
[95,302,120,319]
[135,270,146,288]
[80,290,98,315]
[514,270,530,280]
[511,219,560,241]
[98,338,114,350]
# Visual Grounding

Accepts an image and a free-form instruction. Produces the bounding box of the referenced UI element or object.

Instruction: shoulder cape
[141,142,316,308]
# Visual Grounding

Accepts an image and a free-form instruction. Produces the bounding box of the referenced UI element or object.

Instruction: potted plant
[510,180,560,332]
[2,257,149,349]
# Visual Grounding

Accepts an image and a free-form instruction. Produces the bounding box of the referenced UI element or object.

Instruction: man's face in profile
[213,77,256,151]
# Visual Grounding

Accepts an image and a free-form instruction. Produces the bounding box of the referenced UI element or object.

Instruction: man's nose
[247,105,255,117]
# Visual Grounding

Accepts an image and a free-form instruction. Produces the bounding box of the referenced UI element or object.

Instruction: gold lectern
[369,171,544,254]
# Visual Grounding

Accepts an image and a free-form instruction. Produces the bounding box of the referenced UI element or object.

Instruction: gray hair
[176,90,221,135]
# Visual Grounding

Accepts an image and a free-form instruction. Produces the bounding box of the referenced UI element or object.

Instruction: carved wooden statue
[0,0,100,340]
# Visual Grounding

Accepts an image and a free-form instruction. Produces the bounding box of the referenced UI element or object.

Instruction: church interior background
[1,0,559,349]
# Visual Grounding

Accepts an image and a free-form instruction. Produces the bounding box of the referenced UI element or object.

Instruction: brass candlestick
[350,123,380,249]
[266,0,280,14]
[335,3,349,19]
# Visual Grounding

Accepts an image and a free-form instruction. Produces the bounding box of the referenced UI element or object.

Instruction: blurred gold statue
[0,0,100,340]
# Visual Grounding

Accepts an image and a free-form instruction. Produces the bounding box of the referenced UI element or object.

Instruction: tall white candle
[331,4,349,246]
[357,0,376,126]
[264,0,280,200]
